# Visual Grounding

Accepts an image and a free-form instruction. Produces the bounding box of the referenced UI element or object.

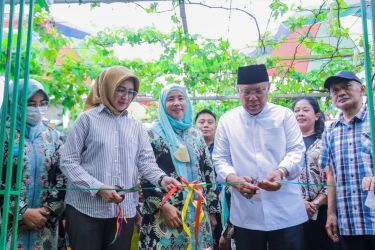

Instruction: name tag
[365,191,375,209]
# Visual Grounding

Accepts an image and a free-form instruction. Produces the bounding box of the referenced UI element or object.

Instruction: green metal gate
[0,0,35,249]
[361,0,375,166]
[0,0,375,249]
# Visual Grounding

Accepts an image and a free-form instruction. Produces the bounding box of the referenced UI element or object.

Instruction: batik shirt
[299,137,328,201]
[139,126,220,250]
[2,122,66,250]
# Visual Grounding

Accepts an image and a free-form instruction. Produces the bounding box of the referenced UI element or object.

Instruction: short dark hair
[195,109,216,123]
[292,96,325,138]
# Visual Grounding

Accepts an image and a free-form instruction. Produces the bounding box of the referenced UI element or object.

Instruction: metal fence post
[0,0,33,248]
[361,0,375,175]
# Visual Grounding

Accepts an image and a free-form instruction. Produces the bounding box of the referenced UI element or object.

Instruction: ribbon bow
[161,176,206,250]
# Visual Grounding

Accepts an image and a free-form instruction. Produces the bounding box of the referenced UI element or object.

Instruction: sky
[49,0,318,60]
[1,0,371,121]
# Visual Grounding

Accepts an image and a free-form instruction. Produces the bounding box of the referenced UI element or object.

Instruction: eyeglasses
[115,87,137,99]
[238,88,268,98]
[27,100,49,107]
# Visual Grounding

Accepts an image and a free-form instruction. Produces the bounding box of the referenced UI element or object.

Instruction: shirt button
[349,142,352,146]
[348,127,351,130]
[350,158,353,161]
[351,174,354,177]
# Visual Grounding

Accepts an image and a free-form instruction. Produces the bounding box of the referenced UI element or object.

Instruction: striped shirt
[60,104,165,218]
[321,104,375,235]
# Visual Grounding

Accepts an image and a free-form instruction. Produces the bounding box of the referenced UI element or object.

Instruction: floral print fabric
[139,127,219,250]
[298,138,327,201]
[1,124,66,250]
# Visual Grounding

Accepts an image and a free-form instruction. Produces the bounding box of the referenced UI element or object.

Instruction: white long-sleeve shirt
[213,103,307,231]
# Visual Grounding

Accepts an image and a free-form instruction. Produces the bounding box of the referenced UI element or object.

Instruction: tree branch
[316,0,342,75]
[185,0,265,52]
[281,0,327,81]
[179,0,189,35]
[131,2,174,14]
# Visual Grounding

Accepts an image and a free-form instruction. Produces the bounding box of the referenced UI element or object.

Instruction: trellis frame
[0,1,374,249]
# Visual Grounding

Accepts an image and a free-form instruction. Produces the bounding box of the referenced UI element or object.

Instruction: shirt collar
[97,104,128,117]
[97,104,106,113]
[356,103,368,121]
[336,103,367,126]
[243,102,269,118]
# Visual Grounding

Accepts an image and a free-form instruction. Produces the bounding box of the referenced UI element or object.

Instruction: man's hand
[160,203,182,229]
[98,185,124,203]
[257,170,282,191]
[160,176,183,192]
[22,207,50,230]
[325,213,339,243]
[362,176,375,192]
[304,200,317,217]
[227,174,258,199]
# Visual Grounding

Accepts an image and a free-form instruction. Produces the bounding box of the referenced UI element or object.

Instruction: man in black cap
[213,64,307,250]
[321,71,375,250]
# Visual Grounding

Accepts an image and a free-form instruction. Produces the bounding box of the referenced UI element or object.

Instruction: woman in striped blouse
[60,66,180,250]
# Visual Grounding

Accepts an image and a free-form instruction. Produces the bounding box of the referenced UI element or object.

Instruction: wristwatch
[19,205,28,220]
[312,199,320,207]
[158,174,168,186]
[277,167,288,179]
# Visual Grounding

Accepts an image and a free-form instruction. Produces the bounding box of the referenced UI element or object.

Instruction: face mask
[26,106,47,125]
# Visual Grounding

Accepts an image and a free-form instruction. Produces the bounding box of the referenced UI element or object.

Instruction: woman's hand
[219,235,229,250]
[98,185,124,203]
[160,176,183,192]
[22,207,50,230]
[160,203,182,229]
[304,200,317,217]
[209,214,217,232]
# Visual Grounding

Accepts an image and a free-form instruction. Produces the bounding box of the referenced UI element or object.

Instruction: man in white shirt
[213,64,307,250]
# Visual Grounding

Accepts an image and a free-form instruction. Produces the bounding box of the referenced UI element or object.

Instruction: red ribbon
[110,203,128,245]
[161,176,205,248]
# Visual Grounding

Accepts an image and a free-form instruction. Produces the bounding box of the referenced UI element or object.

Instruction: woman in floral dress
[293,96,334,250]
[139,84,220,250]
[1,79,66,249]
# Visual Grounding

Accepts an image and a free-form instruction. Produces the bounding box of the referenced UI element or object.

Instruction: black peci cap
[237,64,270,85]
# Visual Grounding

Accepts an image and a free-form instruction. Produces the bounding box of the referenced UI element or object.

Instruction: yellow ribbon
[181,181,205,250]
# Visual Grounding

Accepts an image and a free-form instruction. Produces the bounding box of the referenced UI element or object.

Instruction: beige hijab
[84,66,140,116]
